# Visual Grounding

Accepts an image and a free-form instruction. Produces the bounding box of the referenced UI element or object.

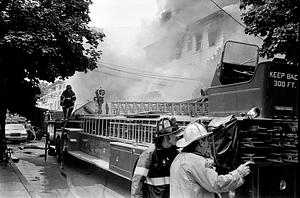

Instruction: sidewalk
[0,160,32,198]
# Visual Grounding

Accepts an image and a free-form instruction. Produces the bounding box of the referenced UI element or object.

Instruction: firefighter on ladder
[60,85,76,120]
[131,117,184,198]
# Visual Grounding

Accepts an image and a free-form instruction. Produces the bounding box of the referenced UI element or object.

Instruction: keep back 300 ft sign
[269,71,297,88]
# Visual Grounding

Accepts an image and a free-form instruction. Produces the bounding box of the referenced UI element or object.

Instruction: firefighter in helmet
[60,85,76,120]
[131,117,183,198]
[170,122,252,198]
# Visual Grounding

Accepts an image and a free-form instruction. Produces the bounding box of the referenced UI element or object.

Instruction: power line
[98,63,179,82]
[98,64,182,82]
[94,69,172,86]
[209,0,263,40]
[97,61,201,82]
[99,61,155,75]
[98,61,200,81]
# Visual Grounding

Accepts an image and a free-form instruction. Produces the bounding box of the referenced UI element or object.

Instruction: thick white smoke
[67,0,261,108]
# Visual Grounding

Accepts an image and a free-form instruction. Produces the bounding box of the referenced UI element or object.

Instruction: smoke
[66,27,147,106]
[157,0,239,25]
[67,0,262,107]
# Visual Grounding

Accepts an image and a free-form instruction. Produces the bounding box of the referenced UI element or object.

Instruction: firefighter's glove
[236,161,253,177]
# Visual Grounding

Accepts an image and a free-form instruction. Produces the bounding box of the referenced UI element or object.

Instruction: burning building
[143,0,262,99]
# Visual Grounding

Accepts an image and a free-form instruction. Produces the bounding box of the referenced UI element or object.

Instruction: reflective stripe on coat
[60,90,76,108]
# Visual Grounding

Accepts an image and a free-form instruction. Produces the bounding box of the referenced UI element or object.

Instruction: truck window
[219,41,259,85]
[222,41,259,66]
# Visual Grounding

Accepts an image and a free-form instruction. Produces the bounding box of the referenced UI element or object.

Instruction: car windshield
[5,124,25,130]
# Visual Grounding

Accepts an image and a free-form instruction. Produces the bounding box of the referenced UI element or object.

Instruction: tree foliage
[240,0,299,65]
[0,0,105,116]
[0,0,105,142]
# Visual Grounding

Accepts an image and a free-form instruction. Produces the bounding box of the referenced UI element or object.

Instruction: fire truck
[48,41,298,198]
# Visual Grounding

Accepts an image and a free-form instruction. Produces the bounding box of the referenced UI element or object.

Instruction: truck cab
[208,41,298,119]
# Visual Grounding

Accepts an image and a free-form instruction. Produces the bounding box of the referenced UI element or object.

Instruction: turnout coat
[60,90,76,108]
[170,152,244,198]
[131,145,178,198]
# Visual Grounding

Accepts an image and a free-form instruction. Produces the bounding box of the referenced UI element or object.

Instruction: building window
[187,35,192,51]
[195,33,202,51]
[175,35,184,59]
[208,24,220,47]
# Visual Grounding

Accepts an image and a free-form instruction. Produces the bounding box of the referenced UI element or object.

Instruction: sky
[89,0,158,27]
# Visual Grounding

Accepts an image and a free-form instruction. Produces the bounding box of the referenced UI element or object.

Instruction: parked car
[5,123,28,142]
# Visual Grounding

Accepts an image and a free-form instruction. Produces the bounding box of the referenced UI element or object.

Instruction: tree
[0,0,105,145]
[240,0,299,65]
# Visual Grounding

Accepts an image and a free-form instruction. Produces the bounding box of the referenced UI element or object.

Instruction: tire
[48,146,56,156]
[62,150,68,162]
[3,149,11,167]
[55,138,62,163]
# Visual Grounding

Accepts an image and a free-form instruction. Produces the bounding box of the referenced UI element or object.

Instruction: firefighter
[25,121,36,140]
[131,117,183,198]
[170,122,252,198]
[60,85,76,120]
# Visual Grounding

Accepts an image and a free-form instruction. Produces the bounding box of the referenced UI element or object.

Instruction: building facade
[37,81,66,111]
[144,2,262,98]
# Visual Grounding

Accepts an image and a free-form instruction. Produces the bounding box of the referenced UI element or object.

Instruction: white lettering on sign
[269,71,297,88]
[274,80,286,87]
[287,74,298,80]
[269,71,286,79]
[275,106,293,111]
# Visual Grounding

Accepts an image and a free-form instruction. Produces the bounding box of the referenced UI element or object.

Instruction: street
[6,140,131,198]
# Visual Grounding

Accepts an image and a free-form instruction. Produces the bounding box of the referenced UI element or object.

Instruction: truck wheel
[62,150,68,162]
[55,138,62,163]
[48,146,56,156]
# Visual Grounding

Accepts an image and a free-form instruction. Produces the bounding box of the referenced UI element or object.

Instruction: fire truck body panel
[208,61,298,118]
[63,115,193,180]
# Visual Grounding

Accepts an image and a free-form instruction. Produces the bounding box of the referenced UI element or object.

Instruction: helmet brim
[157,126,185,137]
[175,126,186,137]
[176,132,212,148]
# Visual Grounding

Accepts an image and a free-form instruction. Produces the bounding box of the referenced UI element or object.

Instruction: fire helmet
[176,122,212,148]
[155,117,182,137]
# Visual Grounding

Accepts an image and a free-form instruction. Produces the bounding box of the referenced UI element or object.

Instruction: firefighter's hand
[236,161,253,177]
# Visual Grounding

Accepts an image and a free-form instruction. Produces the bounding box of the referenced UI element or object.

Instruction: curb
[9,160,34,198]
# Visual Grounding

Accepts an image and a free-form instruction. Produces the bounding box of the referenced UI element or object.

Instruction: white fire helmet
[176,122,212,148]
